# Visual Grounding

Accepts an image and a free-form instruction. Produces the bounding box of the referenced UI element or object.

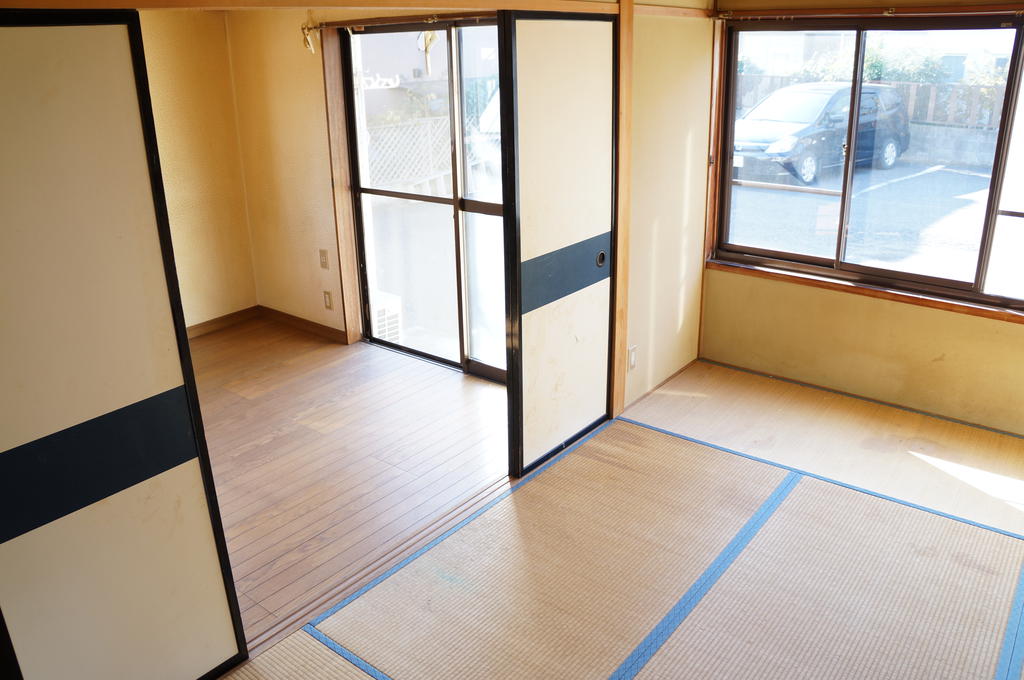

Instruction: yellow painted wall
[701,268,1024,435]
[223,9,439,331]
[625,15,712,406]
[142,8,422,330]
[224,9,346,329]
[141,10,257,327]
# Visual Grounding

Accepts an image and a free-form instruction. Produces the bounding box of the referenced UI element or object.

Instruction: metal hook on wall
[301,12,320,55]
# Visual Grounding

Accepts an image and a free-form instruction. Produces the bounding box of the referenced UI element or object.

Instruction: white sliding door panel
[0,460,234,680]
[0,23,184,452]
[511,16,615,470]
[0,15,242,680]
[522,279,611,461]
[515,19,614,260]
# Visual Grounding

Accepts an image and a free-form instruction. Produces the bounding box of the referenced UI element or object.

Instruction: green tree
[791,49,948,84]
[862,50,948,83]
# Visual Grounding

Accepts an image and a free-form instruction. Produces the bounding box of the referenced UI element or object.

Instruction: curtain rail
[722,4,1024,19]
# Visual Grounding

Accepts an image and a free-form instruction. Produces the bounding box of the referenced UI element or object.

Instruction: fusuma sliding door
[501,12,617,475]
[0,11,244,679]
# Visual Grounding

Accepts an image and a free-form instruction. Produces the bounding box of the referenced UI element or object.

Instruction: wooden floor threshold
[246,474,512,656]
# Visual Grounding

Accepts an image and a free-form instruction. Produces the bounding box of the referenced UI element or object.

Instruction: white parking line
[853,164,946,197]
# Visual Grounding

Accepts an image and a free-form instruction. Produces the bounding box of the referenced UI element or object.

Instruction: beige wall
[144,8,419,330]
[141,10,257,327]
[624,15,713,406]
[701,268,1024,436]
[224,9,345,329]
[222,9,441,331]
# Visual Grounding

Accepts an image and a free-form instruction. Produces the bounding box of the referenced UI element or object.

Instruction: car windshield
[745,90,833,124]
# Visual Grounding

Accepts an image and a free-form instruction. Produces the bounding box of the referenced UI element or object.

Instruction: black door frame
[0,9,247,680]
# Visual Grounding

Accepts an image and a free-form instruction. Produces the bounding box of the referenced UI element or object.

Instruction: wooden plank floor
[189,317,508,650]
[625,359,1024,537]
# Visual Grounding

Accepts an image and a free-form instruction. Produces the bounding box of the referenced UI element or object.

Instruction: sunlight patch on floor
[910,450,1024,514]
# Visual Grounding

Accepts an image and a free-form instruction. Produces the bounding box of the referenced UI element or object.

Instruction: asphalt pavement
[726,160,992,282]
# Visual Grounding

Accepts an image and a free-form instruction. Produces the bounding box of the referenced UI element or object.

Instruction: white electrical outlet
[319,249,329,269]
[628,344,638,371]
[323,291,333,310]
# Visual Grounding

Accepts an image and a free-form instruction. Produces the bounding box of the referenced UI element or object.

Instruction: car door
[821,93,851,169]
[856,93,880,163]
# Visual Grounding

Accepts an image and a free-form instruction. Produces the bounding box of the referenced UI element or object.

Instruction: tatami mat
[633,475,1024,680]
[220,630,368,680]
[624,360,1024,537]
[315,420,788,679]
[233,418,1024,680]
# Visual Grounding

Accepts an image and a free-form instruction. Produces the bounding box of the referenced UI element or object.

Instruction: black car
[732,82,911,185]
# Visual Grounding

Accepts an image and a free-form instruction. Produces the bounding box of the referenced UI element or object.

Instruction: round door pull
[596,250,607,267]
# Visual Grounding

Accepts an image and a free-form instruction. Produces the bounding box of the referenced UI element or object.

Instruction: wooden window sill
[705,259,1024,326]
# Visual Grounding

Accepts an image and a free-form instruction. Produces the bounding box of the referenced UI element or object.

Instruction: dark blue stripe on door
[521,231,611,314]
[0,386,199,543]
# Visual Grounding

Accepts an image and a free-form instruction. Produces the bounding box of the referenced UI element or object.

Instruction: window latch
[841,143,848,158]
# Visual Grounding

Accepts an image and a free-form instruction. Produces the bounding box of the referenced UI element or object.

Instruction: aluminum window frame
[714,16,1024,312]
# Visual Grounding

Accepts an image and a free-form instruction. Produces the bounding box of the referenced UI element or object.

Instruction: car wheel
[795,153,818,185]
[875,137,899,170]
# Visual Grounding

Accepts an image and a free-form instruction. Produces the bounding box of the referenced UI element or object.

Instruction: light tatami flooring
[190,317,508,650]
[625,360,1024,537]
[219,355,1024,678]
[224,418,1024,680]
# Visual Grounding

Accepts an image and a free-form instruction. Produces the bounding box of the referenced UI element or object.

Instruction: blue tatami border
[302,414,1024,680]
[619,417,1024,543]
[996,564,1024,680]
[609,471,802,679]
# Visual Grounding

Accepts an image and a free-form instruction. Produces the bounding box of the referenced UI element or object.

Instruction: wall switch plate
[628,344,638,371]
[323,291,333,310]
[319,249,329,269]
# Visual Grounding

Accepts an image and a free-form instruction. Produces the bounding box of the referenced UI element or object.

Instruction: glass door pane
[347,24,507,374]
[843,28,1015,281]
[463,212,506,369]
[459,26,503,203]
[350,30,453,197]
[362,195,460,362]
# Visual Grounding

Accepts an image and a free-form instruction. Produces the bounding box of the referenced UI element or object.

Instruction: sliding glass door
[345,20,505,380]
